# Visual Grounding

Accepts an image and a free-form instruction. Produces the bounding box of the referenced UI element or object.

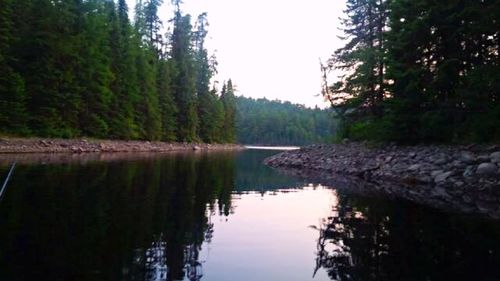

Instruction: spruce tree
[326,0,387,115]
[220,80,236,143]
[170,7,198,142]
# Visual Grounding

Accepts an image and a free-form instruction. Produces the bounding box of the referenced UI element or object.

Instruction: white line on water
[0,162,16,199]
[244,146,300,151]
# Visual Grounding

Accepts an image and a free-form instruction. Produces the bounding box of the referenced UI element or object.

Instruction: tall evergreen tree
[108,0,141,139]
[325,0,387,116]
[157,60,178,141]
[170,6,198,142]
[77,0,114,138]
[220,80,236,143]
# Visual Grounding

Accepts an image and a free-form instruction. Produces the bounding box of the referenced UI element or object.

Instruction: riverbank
[264,143,500,218]
[0,137,244,153]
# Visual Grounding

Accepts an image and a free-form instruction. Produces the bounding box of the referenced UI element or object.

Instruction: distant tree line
[236,96,336,145]
[0,0,236,143]
[323,0,500,143]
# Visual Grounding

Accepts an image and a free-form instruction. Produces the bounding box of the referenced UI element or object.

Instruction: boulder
[476,163,497,175]
[490,152,500,163]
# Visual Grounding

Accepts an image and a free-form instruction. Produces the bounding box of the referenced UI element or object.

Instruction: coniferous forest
[236,97,336,145]
[0,0,236,143]
[324,0,500,143]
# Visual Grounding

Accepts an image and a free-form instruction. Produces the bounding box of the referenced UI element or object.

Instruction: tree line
[236,96,336,145]
[0,0,236,143]
[323,0,500,143]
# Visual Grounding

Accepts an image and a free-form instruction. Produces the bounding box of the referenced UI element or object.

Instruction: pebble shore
[0,138,244,153]
[264,143,500,218]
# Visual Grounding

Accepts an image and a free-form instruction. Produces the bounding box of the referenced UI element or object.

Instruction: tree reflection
[313,190,500,281]
[0,152,236,281]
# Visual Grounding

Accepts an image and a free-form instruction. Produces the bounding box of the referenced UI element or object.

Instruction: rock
[408,164,421,171]
[477,155,490,162]
[193,145,201,151]
[451,160,466,169]
[434,158,447,165]
[490,152,500,163]
[434,171,453,183]
[476,201,498,213]
[477,163,497,175]
[431,170,444,178]
[459,151,475,164]
[39,140,50,147]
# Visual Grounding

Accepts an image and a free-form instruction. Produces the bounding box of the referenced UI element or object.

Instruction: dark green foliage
[170,11,199,142]
[236,96,336,145]
[0,0,235,142]
[0,0,29,135]
[326,0,500,143]
[221,80,237,143]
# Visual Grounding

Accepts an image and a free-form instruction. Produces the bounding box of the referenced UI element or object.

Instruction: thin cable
[0,162,16,199]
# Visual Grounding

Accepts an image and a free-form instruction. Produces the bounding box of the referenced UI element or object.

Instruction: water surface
[0,150,500,281]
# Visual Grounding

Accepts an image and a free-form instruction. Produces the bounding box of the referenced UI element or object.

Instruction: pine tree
[106,0,141,139]
[77,0,114,138]
[326,0,387,115]
[170,6,198,142]
[157,60,178,141]
[220,80,236,143]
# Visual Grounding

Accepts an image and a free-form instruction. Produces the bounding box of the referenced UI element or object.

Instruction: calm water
[1,149,500,281]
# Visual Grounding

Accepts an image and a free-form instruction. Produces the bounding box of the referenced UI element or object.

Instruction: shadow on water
[313,190,500,281]
[0,152,237,281]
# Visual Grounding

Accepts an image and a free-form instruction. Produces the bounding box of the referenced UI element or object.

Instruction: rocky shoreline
[0,137,244,154]
[264,143,500,218]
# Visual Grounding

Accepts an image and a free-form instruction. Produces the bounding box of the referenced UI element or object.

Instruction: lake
[1,149,500,281]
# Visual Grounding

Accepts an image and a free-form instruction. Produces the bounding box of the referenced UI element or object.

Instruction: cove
[0,149,499,280]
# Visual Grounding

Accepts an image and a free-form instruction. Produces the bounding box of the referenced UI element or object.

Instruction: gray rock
[193,145,201,151]
[431,170,444,178]
[434,171,453,183]
[434,158,447,165]
[451,160,466,169]
[490,151,500,163]
[477,163,497,175]
[408,164,421,171]
[459,151,475,164]
[477,155,490,162]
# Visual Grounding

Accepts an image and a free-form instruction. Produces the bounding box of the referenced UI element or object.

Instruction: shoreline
[0,137,245,154]
[264,143,500,218]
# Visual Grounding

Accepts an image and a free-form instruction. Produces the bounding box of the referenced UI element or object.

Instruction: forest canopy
[0,0,236,143]
[323,0,500,143]
[236,96,336,146]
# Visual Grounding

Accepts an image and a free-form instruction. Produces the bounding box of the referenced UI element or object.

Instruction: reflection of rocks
[0,137,244,154]
[264,143,500,218]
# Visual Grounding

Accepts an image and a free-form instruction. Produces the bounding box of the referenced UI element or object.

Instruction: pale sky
[127,0,346,108]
